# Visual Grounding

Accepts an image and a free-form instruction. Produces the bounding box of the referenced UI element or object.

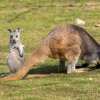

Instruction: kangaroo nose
[13,40,16,43]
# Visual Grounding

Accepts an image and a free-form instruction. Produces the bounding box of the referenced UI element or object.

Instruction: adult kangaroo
[0,24,100,82]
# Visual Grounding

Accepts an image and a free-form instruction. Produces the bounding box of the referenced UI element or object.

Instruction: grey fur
[7,28,24,73]
[68,25,100,64]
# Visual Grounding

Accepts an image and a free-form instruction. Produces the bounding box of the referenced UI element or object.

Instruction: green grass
[0,0,100,100]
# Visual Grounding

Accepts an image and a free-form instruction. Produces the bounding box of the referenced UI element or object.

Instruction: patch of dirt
[85,2,100,9]
[25,74,49,78]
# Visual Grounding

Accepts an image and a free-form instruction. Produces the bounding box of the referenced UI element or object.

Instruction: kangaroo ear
[16,27,23,32]
[16,27,20,32]
[8,29,12,33]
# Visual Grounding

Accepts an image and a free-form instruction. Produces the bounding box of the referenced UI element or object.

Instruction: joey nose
[13,40,16,43]
[20,54,23,57]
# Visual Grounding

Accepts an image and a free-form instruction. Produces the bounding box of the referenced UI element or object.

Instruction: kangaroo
[1,28,24,77]
[0,24,100,82]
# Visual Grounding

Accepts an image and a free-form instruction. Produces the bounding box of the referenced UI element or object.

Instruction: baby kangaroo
[8,28,24,73]
[1,28,24,77]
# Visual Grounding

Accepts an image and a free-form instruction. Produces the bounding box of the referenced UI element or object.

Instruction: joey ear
[16,27,23,32]
[8,29,12,33]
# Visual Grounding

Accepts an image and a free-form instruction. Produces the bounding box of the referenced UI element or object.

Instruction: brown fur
[0,24,99,82]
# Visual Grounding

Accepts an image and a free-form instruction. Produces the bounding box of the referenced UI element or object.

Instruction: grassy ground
[0,0,100,100]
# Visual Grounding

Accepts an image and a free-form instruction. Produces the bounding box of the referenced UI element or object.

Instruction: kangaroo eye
[10,36,13,38]
[16,35,18,38]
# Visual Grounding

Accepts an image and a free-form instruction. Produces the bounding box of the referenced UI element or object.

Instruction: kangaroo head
[83,53,99,64]
[8,28,21,44]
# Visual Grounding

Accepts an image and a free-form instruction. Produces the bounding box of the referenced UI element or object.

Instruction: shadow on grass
[29,65,59,74]
[29,63,100,75]
[0,63,99,76]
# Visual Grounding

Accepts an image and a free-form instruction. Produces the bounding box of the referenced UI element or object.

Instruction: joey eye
[16,35,18,38]
[10,36,13,38]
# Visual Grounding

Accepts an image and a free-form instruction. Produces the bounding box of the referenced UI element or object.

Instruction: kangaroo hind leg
[58,60,65,73]
[65,46,81,74]
[67,54,80,74]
